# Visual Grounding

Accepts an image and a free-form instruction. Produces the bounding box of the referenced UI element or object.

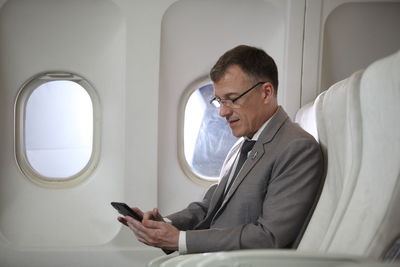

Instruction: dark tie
[224,140,256,196]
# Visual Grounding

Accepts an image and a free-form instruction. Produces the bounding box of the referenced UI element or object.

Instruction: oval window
[15,72,100,185]
[182,82,238,182]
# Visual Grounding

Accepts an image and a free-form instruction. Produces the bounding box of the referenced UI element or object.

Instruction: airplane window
[184,83,238,180]
[15,73,100,185]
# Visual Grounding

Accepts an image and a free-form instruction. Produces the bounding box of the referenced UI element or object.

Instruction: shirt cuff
[164,218,186,254]
[178,231,188,254]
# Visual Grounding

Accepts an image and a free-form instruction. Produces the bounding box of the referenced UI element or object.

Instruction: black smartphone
[111,202,143,221]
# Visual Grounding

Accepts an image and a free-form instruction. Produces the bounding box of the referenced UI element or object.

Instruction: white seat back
[298,69,364,252]
[299,50,400,259]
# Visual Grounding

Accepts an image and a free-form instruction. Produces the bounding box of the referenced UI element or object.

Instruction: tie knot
[241,140,256,154]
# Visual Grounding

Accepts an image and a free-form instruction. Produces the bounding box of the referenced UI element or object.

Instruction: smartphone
[111,202,143,221]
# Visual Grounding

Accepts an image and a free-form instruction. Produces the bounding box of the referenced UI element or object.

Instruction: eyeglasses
[209,81,266,108]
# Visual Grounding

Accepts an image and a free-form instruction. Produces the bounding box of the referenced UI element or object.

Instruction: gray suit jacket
[167,107,324,253]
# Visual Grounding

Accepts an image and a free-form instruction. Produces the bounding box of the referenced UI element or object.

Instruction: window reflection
[184,83,238,178]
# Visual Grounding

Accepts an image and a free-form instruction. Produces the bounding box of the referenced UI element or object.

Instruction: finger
[125,215,142,229]
[125,216,155,238]
[142,211,153,220]
[131,225,148,240]
[124,218,155,246]
[138,221,179,250]
[125,217,149,239]
[131,228,149,245]
[132,207,144,217]
[142,219,164,229]
[117,216,128,226]
[152,208,164,221]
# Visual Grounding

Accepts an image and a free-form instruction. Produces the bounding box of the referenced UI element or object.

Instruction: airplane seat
[296,68,364,252]
[148,50,400,266]
[298,49,400,261]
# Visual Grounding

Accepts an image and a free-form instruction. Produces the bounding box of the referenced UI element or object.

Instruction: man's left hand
[125,216,179,251]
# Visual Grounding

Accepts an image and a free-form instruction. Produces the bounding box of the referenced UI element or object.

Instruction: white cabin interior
[0,0,399,266]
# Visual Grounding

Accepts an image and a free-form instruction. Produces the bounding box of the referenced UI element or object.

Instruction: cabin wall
[301,0,400,105]
[0,0,398,266]
[0,0,126,248]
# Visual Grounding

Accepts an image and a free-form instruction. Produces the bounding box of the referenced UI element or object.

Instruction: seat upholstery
[298,69,364,252]
[299,50,400,260]
[328,50,400,259]
[167,250,373,267]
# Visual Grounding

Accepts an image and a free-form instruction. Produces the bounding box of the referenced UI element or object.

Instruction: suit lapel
[194,156,237,229]
[220,143,264,207]
[217,107,289,212]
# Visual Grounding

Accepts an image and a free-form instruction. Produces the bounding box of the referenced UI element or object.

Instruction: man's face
[213,65,269,138]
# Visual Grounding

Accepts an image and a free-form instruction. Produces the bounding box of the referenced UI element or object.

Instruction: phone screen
[111,202,143,221]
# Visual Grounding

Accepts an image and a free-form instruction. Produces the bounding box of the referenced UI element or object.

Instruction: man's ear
[261,82,275,102]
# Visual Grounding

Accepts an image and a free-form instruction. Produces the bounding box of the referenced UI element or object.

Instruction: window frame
[14,72,101,187]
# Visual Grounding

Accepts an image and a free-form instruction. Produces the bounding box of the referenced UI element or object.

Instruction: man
[118,45,323,254]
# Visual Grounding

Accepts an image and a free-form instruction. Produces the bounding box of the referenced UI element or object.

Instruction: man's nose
[219,104,232,117]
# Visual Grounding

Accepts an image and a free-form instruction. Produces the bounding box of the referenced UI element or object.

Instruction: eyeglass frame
[209,81,267,108]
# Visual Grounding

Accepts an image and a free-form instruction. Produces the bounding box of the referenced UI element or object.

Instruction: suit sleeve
[185,137,324,253]
[166,183,218,231]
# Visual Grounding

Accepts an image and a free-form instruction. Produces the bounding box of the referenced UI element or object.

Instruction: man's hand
[125,214,179,251]
[118,207,179,251]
